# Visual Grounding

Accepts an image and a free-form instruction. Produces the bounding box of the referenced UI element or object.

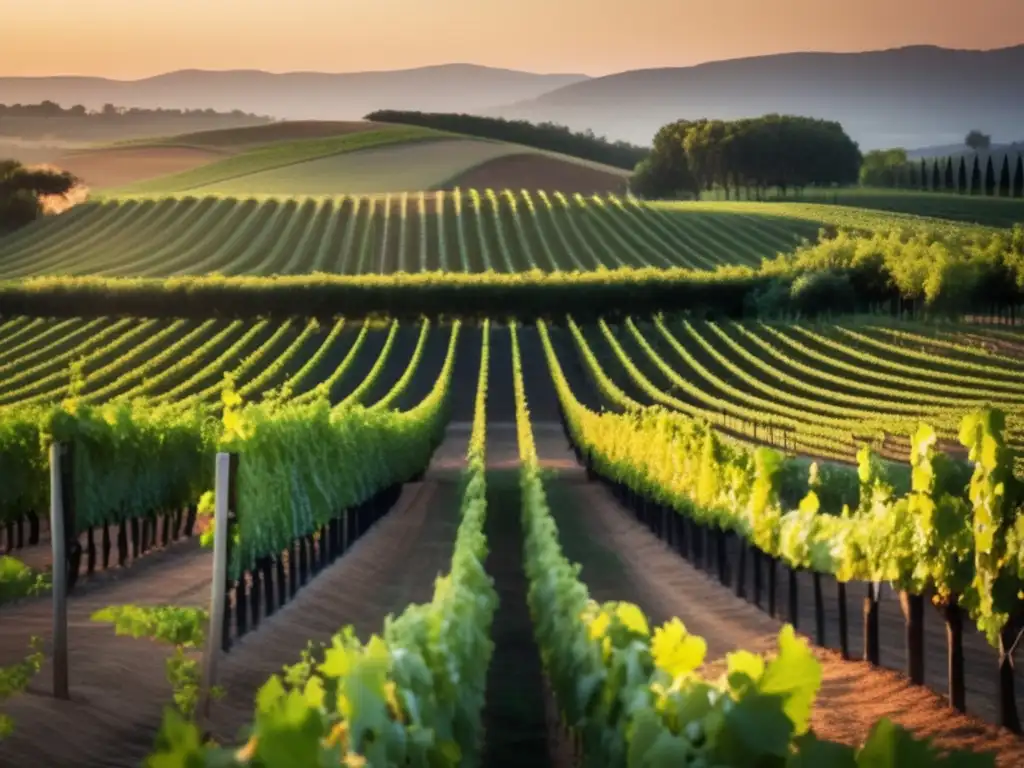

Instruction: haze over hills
[2,46,1024,152]
[489,45,1024,151]
[0,65,589,121]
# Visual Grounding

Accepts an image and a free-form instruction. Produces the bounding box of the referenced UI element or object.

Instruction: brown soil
[53,146,225,190]
[481,424,574,768]
[954,332,1024,360]
[534,426,1024,766]
[442,152,629,195]
[0,427,470,767]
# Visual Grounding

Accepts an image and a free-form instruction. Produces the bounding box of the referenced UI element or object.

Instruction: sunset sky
[3,0,1023,78]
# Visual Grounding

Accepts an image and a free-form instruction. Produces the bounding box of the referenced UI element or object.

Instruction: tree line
[0,101,268,120]
[4,223,1017,323]
[860,148,1024,198]
[630,115,862,199]
[364,110,648,170]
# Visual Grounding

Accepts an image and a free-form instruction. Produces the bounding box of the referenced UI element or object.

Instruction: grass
[105,126,451,196]
[192,139,526,196]
[655,200,1000,236]
[697,188,1024,229]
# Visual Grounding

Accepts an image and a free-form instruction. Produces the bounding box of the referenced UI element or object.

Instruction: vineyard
[0,190,951,279]
[2,144,1024,765]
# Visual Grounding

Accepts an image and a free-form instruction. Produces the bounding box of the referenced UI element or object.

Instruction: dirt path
[0,427,470,767]
[480,422,573,768]
[534,425,1024,766]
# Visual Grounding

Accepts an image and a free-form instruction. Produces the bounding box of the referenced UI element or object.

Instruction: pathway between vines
[0,427,469,767]
[533,426,1024,767]
[480,424,573,768]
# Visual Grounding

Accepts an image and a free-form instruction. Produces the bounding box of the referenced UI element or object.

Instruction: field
[702,186,1024,228]
[0,192,831,278]
[2,119,1024,767]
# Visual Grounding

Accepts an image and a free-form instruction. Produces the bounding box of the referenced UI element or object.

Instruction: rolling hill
[487,45,1024,150]
[56,121,629,196]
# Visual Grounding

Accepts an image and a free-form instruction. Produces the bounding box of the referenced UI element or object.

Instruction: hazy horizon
[3,0,1023,79]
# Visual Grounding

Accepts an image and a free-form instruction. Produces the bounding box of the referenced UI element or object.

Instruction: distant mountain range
[488,45,1024,151]
[907,141,1024,159]
[0,65,588,121]
[2,46,1023,151]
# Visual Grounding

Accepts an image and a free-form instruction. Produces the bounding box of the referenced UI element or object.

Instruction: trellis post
[199,452,233,720]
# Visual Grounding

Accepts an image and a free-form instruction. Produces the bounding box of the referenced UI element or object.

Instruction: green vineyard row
[512,322,983,767]
[131,320,995,766]
[0,190,821,278]
[1,315,1021,545]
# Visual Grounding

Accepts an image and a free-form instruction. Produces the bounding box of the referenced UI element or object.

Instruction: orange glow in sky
[2,0,1022,78]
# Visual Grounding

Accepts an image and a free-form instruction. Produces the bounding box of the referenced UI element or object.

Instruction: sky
[3,0,1023,79]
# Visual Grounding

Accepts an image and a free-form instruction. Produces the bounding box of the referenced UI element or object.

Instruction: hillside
[50,121,629,195]
[907,141,1024,159]
[488,45,1024,150]
[0,65,589,122]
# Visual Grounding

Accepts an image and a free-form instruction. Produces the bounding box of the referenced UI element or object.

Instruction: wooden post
[837,581,849,659]
[752,548,763,606]
[943,601,965,712]
[735,541,747,599]
[812,572,826,646]
[199,452,232,720]
[999,625,1022,734]
[899,591,924,685]
[863,582,880,666]
[788,566,799,629]
[49,443,70,700]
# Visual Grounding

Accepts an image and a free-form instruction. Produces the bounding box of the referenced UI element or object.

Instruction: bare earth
[443,152,630,195]
[53,146,226,190]
[532,425,1024,766]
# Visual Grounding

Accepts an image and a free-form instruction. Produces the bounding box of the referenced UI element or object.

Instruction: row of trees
[0,101,266,120]
[630,115,862,199]
[861,149,1024,198]
[365,110,648,170]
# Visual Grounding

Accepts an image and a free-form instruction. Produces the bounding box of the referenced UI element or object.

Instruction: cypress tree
[984,155,996,196]
[998,154,1011,197]
[944,157,954,191]
[906,164,917,190]
[931,159,941,192]
[957,156,967,193]
[969,154,981,195]
[920,158,928,191]
[1014,154,1024,198]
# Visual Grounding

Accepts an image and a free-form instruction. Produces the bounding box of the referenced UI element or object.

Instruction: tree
[984,155,996,196]
[931,159,941,192]
[0,159,78,231]
[944,157,954,191]
[860,148,908,187]
[957,156,967,193]
[1015,154,1024,199]
[965,130,991,152]
[638,115,859,200]
[919,158,928,191]
[629,119,698,198]
[999,155,1012,197]
[969,155,981,195]
[906,163,917,190]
